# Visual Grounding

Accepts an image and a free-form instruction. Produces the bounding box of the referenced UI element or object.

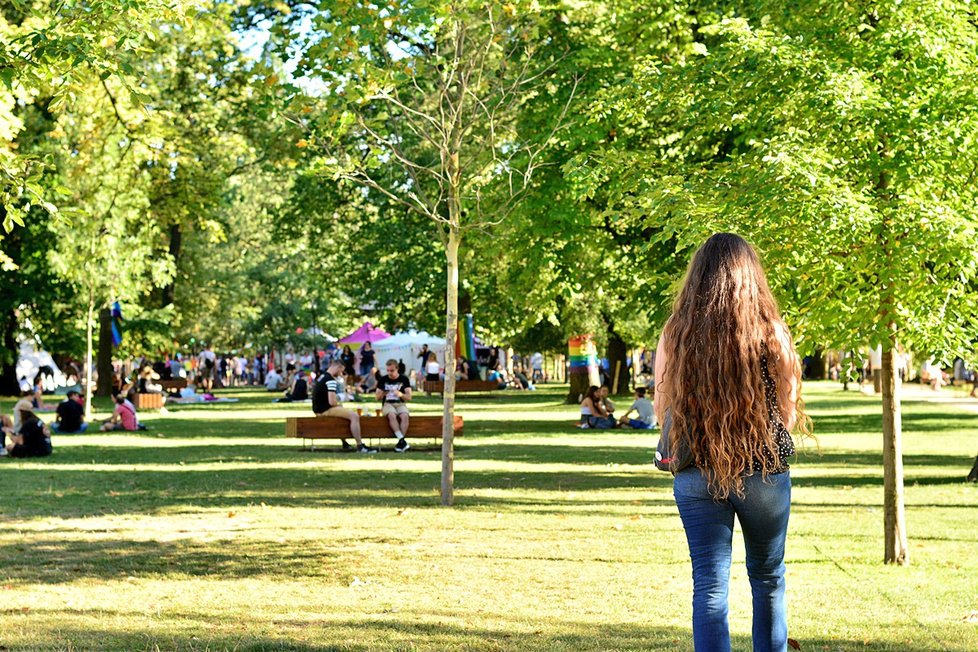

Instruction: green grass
[0,382,975,651]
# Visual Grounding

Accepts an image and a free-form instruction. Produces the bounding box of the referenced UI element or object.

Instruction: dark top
[56,399,84,432]
[758,359,794,472]
[290,377,308,401]
[341,351,355,373]
[418,349,432,367]
[377,374,410,404]
[10,417,52,458]
[311,373,339,414]
[361,348,375,368]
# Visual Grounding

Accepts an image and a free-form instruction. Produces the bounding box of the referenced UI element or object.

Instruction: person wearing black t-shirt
[311,362,377,453]
[276,370,309,403]
[53,391,87,433]
[375,359,412,452]
[6,411,52,458]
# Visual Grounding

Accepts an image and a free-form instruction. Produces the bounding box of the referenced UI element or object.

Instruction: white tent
[372,330,447,375]
[16,340,68,391]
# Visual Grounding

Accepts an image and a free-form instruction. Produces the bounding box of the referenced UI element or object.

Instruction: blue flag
[111,301,123,347]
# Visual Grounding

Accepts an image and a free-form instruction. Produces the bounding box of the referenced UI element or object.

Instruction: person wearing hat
[5,407,52,458]
[137,366,163,394]
[12,388,35,436]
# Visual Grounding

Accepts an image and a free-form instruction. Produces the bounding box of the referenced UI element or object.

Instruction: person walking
[653,233,810,652]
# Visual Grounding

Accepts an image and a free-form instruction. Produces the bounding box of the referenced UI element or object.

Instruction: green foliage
[580,1,978,358]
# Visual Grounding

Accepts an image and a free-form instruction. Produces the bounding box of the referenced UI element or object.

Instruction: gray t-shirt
[629,397,655,425]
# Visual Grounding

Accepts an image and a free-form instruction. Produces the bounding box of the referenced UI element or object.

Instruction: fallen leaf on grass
[963,611,978,623]
[629,515,643,521]
[788,638,801,650]
[107,491,121,497]
[227,511,236,518]
[612,524,624,531]
[396,509,408,516]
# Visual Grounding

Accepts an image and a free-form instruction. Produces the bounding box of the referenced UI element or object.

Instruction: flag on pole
[111,301,123,347]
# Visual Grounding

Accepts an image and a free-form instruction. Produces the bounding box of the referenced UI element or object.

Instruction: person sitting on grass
[513,364,536,391]
[5,409,52,458]
[52,390,87,434]
[276,370,309,403]
[487,364,508,390]
[618,387,656,430]
[31,375,55,412]
[376,359,412,453]
[311,360,377,454]
[100,394,141,432]
[264,367,284,392]
[579,385,615,429]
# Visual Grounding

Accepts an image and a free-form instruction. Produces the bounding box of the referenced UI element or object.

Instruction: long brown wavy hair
[659,233,809,499]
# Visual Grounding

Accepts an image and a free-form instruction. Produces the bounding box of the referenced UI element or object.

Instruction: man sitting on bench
[312,361,377,454]
[376,359,412,452]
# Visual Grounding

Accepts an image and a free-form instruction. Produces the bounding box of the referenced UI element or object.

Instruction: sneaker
[357,444,378,454]
[394,438,410,452]
[578,423,590,429]
[341,440,354,451]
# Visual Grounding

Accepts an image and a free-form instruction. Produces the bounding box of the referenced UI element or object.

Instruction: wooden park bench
[420,379,499,396]
[285,414,464,450]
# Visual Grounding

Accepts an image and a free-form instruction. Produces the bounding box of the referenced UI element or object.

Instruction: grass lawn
[0,381,975,651]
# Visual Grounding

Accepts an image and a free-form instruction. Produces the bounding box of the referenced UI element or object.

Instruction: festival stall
[372,330,447,375]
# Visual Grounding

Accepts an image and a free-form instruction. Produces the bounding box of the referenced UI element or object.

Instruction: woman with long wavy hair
[654,233,810,652]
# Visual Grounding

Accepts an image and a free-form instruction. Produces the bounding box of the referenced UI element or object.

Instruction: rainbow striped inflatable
[456,314,477,363]
[569,335,600,386]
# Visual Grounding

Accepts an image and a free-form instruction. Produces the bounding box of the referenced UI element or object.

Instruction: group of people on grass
[579,385,656,430]
[0,381,147,459]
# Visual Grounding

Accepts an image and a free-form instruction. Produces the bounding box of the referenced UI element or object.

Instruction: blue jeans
[673,468,791,652]
[51,422,88,434]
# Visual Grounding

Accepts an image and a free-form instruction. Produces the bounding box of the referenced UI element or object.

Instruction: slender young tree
[286,0,576,505]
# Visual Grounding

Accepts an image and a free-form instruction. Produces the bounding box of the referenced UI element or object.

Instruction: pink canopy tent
[337,321,392,344]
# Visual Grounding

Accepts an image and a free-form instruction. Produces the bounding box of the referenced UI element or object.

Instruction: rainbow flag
[456,314,477,362]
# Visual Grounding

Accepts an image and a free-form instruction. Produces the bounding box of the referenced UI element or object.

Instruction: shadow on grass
[0,537,354,584]
[14,618,961,652]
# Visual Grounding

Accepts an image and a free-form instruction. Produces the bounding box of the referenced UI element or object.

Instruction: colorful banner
[111,301,123,347]
[456,314,477,362]
[569,334,600,386]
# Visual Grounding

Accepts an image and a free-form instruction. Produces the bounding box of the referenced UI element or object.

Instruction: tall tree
[584,0,978,564]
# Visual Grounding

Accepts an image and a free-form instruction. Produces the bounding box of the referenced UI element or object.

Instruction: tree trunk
[606,328,629,395]
[566,373,591,405]
[881,346,909,565]
[441,224,460,506]
[96,307,114,397]
[809,347,826,380]
[84,296,95,420]
[161,222,182,307]
[0,308,20,396]
[967,455,978,483]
